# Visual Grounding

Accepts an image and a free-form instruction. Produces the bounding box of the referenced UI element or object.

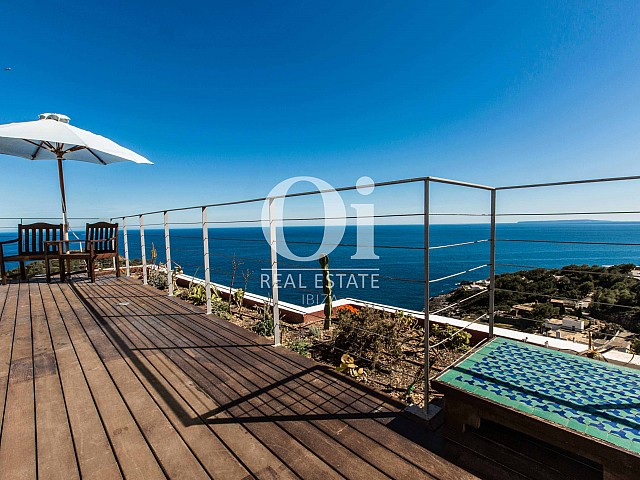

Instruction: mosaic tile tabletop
[436,337,640,455]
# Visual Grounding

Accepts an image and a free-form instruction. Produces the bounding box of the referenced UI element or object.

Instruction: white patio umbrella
[0,113,152,239]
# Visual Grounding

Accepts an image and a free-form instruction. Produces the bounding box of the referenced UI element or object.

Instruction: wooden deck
[0,277,477,480]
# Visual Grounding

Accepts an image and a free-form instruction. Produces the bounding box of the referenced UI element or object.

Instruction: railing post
[202,207,212,315]
[123,217,130,276]
[423,179,431,411]
[489,189,497,337]
[268,197,281,346]
[140,214,147,285]
[164,211,173,296]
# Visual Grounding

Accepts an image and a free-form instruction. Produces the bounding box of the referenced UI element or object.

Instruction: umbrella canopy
[0,113,152,238]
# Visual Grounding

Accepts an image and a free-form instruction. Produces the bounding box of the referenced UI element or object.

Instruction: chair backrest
[86,222,119,253]
[18,223,64,256]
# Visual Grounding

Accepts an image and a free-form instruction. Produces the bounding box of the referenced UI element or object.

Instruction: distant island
[517,219,617,224]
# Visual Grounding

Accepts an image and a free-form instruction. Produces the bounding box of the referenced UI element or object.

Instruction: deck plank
[81,288,298,479]
[0,284,18,437]
[79,282,340,480]
[47,283,166,480]
[0,283,36,479]
[30,283,80,480]
[38,283,123,480]
[60,282,225,480]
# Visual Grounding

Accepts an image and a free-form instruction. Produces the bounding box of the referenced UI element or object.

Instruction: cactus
[150,242,157,265]
[319,254,333,329]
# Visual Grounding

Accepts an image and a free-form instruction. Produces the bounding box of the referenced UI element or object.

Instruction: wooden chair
[45,222,120,283]
[84,222,120,282]
[0,223,64,285]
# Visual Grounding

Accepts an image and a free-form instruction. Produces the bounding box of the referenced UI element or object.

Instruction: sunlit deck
[0,276,482,480]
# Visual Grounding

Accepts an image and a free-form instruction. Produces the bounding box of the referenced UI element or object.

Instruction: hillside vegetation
[452,264,640,333]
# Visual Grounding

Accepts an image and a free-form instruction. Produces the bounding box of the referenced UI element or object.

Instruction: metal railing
[109,173,640,414]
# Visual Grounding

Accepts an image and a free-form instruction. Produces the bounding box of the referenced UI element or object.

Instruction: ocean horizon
[2,222,638,311]
[5,221,636,312]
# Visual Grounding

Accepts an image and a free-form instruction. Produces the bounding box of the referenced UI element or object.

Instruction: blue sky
[1,1,640,226]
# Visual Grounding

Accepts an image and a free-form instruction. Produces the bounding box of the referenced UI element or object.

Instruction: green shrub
[148,269,167,290]
[333,307,416,370]
[233,288,244,307]
[430,324,471,352]
[288,338,310,356]
[308,326,322,338]
[252,315,274,337]
[211,296,232,320]
[181,283,207,306]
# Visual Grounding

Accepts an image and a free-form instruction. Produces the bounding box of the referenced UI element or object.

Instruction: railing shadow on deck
[69,278,423,433]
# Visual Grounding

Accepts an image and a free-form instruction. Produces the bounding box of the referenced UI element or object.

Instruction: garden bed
[143,267,473,407]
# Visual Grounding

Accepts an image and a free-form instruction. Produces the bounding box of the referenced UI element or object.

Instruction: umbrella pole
[57,155,70,241]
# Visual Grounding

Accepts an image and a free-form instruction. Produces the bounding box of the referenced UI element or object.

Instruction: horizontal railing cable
[429,314,488,349]
[155,233,489,250]
[431,290,488,315]
[429,264,488,284]
[429,239,488,250]
[158,234,428,250]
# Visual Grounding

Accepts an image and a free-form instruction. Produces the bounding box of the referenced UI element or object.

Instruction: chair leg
[1,262,6,285]
[20,262,26,281]
[90,259,96,283]
[115,256,121,278]
[45,257,51,283]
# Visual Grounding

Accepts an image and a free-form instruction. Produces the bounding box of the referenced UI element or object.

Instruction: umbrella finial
[39,113,70,124]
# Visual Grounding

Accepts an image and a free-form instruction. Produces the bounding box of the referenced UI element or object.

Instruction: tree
[531,303,560,321]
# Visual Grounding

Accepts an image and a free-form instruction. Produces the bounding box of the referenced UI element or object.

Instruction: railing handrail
[110,175,495,220]
[495,174,640,190]
[109,173,640,220]
[0,216,103,220]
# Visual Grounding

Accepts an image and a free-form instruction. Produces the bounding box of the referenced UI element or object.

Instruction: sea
[2,222,639,311]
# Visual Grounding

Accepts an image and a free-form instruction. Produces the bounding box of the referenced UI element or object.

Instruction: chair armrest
[86,238,118,254]
[44,240,86,246]
[44,240,68,249]
[44,239,79,254]
[86,237,118,244]
[0,238,18,260]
